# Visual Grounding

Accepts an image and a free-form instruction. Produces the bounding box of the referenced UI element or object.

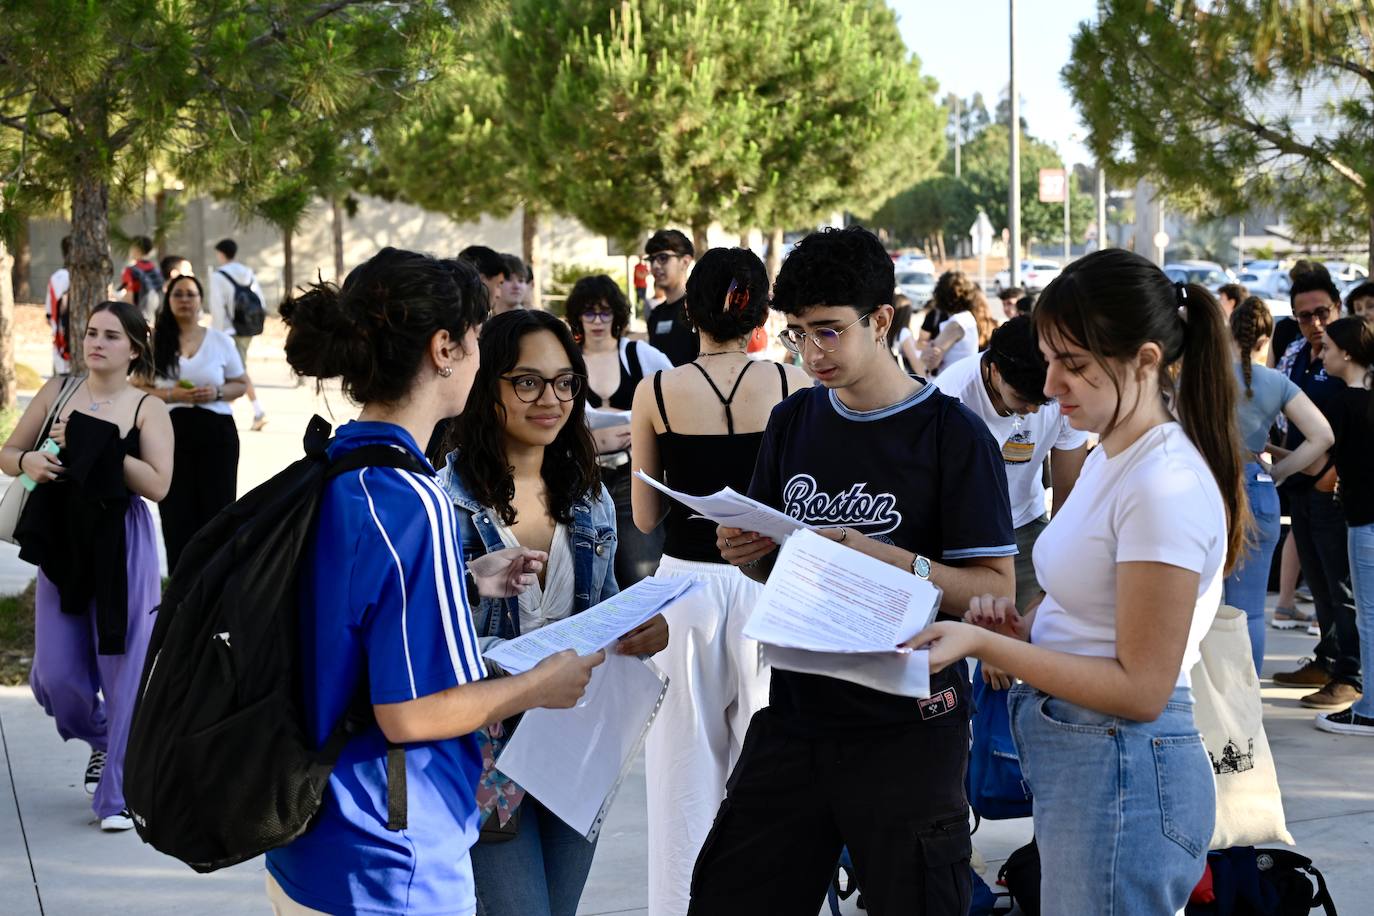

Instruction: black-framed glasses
[647,253,682,267]
[777,315,869,354]
[501,373,584,403]
[1295,305,1331,325]
[582,308,615,323]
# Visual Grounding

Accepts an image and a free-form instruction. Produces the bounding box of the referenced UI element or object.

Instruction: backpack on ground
[997,838,1040,916]
[124,416,429,872]
[128,260,164,322]
[217,267,266,337]
[967,663,1033,820]
[1187,847,1338,916]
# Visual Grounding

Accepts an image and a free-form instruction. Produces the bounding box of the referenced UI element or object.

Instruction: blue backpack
[966,664,1032,820]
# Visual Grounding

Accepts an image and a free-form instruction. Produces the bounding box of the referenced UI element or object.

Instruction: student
[634,257,650,307]
[645,230,699,366]
[2,301,173,831]
[1315,317,1374,736]
[459,245,513,315]
[887,293,920,372]
[138,274,250,573]
[438,308,666,916]
[1345,281,1374,320]
[1226,297,1333,674]
[498,253,529,315]
[920,270,995,375]
[119,235,164,323]
[996,285,1024,321]
[1217,282,1248,319]
[46,235,72,375]
[696,227,1016,915]
[1269,267,1362,710]
[567,275,672,587]
[933,316,1088,619]
[630,247,810,916]
[209,238,268,431]
[159,254,194,286]
[910,249,1249,914]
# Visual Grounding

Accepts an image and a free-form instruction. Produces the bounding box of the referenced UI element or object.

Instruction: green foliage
[0,580,36,687]
[870,175,974,248]
[543,263,629,317]
[1064,1,1374,254]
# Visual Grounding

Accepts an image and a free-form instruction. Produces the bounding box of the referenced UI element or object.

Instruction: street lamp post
[1008,0,1021,288]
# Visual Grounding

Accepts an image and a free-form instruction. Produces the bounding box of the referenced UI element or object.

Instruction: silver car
[896,271,936,306]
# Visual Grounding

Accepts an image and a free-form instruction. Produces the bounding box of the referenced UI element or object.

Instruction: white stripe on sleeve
[408,472,486,680]
[358,469,418,699]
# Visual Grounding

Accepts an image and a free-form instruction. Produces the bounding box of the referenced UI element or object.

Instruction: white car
[895,270,936,306]
[1237,269,1292,301]
[1163,261,1235,287]
[1323,261,1368,285]
[894,252,936,275]
[993,259,1062,293]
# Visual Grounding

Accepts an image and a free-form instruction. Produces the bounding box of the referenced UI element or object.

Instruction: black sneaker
[85,749,106,795]
[1315,708,1374,737]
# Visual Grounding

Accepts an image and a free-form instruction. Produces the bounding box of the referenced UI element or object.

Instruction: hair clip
[726,279,750,313]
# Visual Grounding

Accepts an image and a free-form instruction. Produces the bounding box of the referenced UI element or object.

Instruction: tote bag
[0,376,80,545]
[1190,605,1294,849]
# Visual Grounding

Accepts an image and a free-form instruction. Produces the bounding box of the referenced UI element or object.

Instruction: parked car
[1237,269,1292,301]
[1323,261,1368,285]
[1163,260,1235,287]
[896,271,936,306]
[894,252,937,275]
[993,259,1062,293]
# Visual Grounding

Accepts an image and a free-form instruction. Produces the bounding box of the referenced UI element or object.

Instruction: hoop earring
[438,366,453,378]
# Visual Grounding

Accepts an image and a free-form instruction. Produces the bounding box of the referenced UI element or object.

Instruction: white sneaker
[1307,624,1321,636]
[100,809,134,832]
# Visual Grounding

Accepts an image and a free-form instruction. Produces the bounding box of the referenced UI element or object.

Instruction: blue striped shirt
[267,421,486,915]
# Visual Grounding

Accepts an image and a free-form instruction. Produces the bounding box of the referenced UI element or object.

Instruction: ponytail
[1227,296,1274,399]
[1178,283,1250,571]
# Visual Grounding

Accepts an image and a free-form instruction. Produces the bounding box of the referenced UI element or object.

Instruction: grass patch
[15,363,42,390]
[0,406,17,444]
[0,580,36,686]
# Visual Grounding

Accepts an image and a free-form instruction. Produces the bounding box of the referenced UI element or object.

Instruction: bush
[544,263,629,317]
[0,581,36,686]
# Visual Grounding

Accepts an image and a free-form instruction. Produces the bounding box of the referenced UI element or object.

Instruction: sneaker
[1299,681,1362,710]
[1296,585,1315,604]
[99,809,134,832]
[251,414,268,432]
[1272,658,1330,687]
[1271,606,1315,630]
[1307,624,1322,636]
[84,749,106,795]
[1314,708,1374,736]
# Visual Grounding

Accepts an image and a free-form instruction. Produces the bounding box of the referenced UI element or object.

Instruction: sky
[889,0,1102,167]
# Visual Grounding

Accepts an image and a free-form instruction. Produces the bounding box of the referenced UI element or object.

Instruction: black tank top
[654,361,789,563]
[586,341,644,411]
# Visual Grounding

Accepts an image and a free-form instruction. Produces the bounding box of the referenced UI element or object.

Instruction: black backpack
[124,417,429,872]
[128,260,164,320]
[217,267,266,337]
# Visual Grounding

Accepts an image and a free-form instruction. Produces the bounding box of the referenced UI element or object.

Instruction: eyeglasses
[583,308,615,324]
[777,315,869,354]
[647,253,682,267]
[1295,305,1331,325]
[501,373,584,403]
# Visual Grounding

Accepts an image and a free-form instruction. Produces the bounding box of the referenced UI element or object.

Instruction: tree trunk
[765,227,785,282]
[68,172,113,376]
[331,196,345,282]
[522,204,540,308]
[739,229,751,249]
[692,222,710,258]
[0,230,16,408]
[153,189,168,254]
[12,219,30,303]
[1368,208,1373,278]
[283,226,295,305]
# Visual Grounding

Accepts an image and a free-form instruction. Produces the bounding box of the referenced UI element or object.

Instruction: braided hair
[1228,296,1274,399]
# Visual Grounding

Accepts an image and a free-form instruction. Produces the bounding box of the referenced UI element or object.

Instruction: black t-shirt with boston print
[748,381,1016,735]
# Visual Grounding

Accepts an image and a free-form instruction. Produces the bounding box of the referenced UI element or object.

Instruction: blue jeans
[1350,524,1374,718]
[1224,465,1281,675]
[1008,685,1213,916]
[470,797,598,916]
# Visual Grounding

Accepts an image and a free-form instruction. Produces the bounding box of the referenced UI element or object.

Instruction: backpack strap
[776,361,789,399]
[626,340,643,380]
[216,268,249,292]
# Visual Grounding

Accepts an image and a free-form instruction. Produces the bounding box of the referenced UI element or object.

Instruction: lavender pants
[29,499,160,818]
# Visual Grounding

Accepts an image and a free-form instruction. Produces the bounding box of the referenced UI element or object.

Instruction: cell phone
[39,438,60,455]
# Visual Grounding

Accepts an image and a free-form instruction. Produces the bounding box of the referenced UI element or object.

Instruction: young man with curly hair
[696,226,1016,915]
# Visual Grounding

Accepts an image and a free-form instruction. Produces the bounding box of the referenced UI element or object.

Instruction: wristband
[17,450,32,474]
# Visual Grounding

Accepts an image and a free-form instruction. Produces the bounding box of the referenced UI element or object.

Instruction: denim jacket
[437,450,620,642]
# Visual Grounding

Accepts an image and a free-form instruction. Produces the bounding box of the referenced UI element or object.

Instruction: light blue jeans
[470,797,598,916]
[1008,684,1214,916]
[1350,523,1374,718]
[1223,464,1282,675]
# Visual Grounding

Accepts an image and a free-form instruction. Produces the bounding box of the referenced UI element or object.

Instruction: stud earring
[439,366,453,378]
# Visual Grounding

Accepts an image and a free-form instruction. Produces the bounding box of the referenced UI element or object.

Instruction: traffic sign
[969,211,994,255]
[1038,168,1066,203]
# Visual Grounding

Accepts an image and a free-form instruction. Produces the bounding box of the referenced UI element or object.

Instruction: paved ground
[1,341,1371,914]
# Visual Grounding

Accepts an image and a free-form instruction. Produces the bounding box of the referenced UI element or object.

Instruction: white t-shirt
[932,354,1088,527]
[209,261,265,336]
[936,311,978,371]
[1030,422,1225,687]
[156,327,246,416]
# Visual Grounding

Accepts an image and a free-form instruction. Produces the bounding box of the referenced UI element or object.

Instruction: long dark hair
[446,310,600,525]
[1035,248,1249,569]
[152,274,204,380]
[887,295,913,350]
[1228,296,1274,399]
[89,300,153,379]
[1325,316,1374,387]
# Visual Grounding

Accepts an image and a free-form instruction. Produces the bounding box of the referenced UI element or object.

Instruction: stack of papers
[634,471,813,542]
[743,529,940,697]
[484,575,697,674]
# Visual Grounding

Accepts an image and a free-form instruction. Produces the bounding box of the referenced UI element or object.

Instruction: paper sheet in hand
[496,652,667,839]
[762,645,932,698]
[483,576,695,674]
[634,470,812,542]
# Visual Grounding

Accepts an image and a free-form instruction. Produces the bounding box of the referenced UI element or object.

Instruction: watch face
[914,555,931,578]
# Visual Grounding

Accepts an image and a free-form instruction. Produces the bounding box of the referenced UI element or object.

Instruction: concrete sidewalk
[1,351,1370,914]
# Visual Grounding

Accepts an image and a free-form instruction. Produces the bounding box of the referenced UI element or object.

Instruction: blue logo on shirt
[782,474,903,536]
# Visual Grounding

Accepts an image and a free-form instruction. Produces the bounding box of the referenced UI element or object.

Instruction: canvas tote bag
[1190,604,1294,849]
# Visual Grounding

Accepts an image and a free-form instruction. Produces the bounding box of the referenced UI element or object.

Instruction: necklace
[86,385,116,413]
[696,348,748,358]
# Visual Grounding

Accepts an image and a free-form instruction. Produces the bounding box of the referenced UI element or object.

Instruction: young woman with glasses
[437,308,668,916]
[565,275,673,586]
[629,248,810,916]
